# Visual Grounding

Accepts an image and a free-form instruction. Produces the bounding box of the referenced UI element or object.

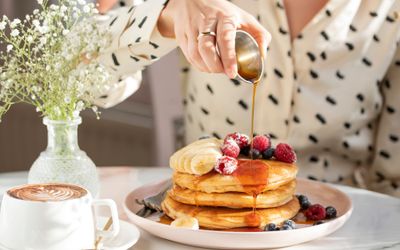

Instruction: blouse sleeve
[94,0,176,108]
[368,47,400,197]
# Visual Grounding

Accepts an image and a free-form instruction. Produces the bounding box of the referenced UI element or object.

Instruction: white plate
[0,216,139,250]
[123,178,353,249]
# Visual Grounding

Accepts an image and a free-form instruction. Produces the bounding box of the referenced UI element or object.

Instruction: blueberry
[249,148,261,158]
[325,206,337,219]
[282,224,293,230]
[283,219,296,229]
[313,221,324,225]
[297,194,311,210]
[265,223,277,231]
[262,148,275,159]
[240,145,250,156]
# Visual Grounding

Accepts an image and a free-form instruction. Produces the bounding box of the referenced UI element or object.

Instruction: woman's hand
[158,0,271,79]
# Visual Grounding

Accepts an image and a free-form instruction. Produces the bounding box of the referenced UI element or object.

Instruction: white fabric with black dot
[97,0,400,197]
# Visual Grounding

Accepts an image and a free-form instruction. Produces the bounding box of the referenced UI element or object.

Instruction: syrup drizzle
[248,77,261,225]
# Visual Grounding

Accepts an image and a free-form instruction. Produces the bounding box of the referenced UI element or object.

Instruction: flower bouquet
[0,0,113,196]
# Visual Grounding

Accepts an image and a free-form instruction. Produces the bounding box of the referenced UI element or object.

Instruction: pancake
[168,180,296,208]
[162,194,300,229]
[173,159,297,193]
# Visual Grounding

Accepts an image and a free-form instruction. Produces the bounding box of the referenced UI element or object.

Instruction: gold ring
[197,31,217,41]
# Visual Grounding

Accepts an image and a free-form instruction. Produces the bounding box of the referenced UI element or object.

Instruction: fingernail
[229,68,237,79]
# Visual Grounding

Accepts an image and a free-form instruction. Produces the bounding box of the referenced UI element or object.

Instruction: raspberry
[221,139,240,158]
[304,204,326,221]
[325,206,337,219]
[274,143,297,163]
[214,156,238,175]
[224,133,249,149]
[252,135,271,152]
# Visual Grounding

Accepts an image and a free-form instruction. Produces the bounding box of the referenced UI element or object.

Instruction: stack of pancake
[161,138,300,229]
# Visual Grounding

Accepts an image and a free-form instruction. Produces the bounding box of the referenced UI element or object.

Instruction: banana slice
[170,138,223,175]
[171,216,199,230]
[190,148,221,175]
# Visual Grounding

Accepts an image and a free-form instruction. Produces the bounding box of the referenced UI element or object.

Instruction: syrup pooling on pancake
[233,159,269,195]
[233,159,268,226]
[8,183,87,202]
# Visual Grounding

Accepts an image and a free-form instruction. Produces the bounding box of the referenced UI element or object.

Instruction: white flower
[40,37,47,45]
[37,0,43,5]
[83,5,91,13]
[10,29,20,37]
[78,0,86,5]
[0,21,6,30]
[62,29,69,36]
[64,96,71,103]
[25,15,30,21]
[54,107,61,115]
[37,25,49,34]
[32,19,40,27]
[10,18,21,28]
[50,4,59,11]
[6,45,13,52]
[27,35,34,43]
[75,101,84,111]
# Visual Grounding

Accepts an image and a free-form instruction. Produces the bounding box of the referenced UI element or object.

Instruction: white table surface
[1,166,400,250]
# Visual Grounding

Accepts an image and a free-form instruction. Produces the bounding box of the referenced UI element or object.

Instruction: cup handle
[92,199,120,238]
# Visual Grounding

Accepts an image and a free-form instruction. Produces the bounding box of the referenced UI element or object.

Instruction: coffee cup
[0,183,120,250]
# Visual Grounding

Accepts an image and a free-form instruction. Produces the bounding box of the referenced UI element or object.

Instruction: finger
[216,15,238,79]
[243,16,271,59]
[198,16,224,73]
[175,26,191,65]
[187,27,209,72]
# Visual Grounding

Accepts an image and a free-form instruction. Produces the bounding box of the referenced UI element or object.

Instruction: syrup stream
[249,80,259,215]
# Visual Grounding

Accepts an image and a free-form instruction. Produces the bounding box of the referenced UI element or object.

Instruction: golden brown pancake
[168,180,296,208]
[162,194,300,229]
[173,159,297,193]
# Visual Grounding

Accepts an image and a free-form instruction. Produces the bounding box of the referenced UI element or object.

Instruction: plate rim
[123,177,353,235]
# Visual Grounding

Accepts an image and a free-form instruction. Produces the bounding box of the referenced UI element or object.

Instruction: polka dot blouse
[96,0,400,197]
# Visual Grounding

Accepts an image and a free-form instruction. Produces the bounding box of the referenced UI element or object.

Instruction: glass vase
[28,116,99,197]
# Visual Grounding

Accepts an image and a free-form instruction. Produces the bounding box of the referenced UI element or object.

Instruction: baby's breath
[0,0,112,121]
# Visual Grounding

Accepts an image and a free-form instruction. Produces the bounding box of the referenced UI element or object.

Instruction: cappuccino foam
[8,183,87,202]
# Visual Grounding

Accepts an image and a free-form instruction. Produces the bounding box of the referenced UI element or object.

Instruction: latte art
[8,184,87,202]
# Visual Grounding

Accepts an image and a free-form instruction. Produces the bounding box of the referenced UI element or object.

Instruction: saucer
[98,216,140,250]
[123,178,353,249]
[0,216,140,250]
